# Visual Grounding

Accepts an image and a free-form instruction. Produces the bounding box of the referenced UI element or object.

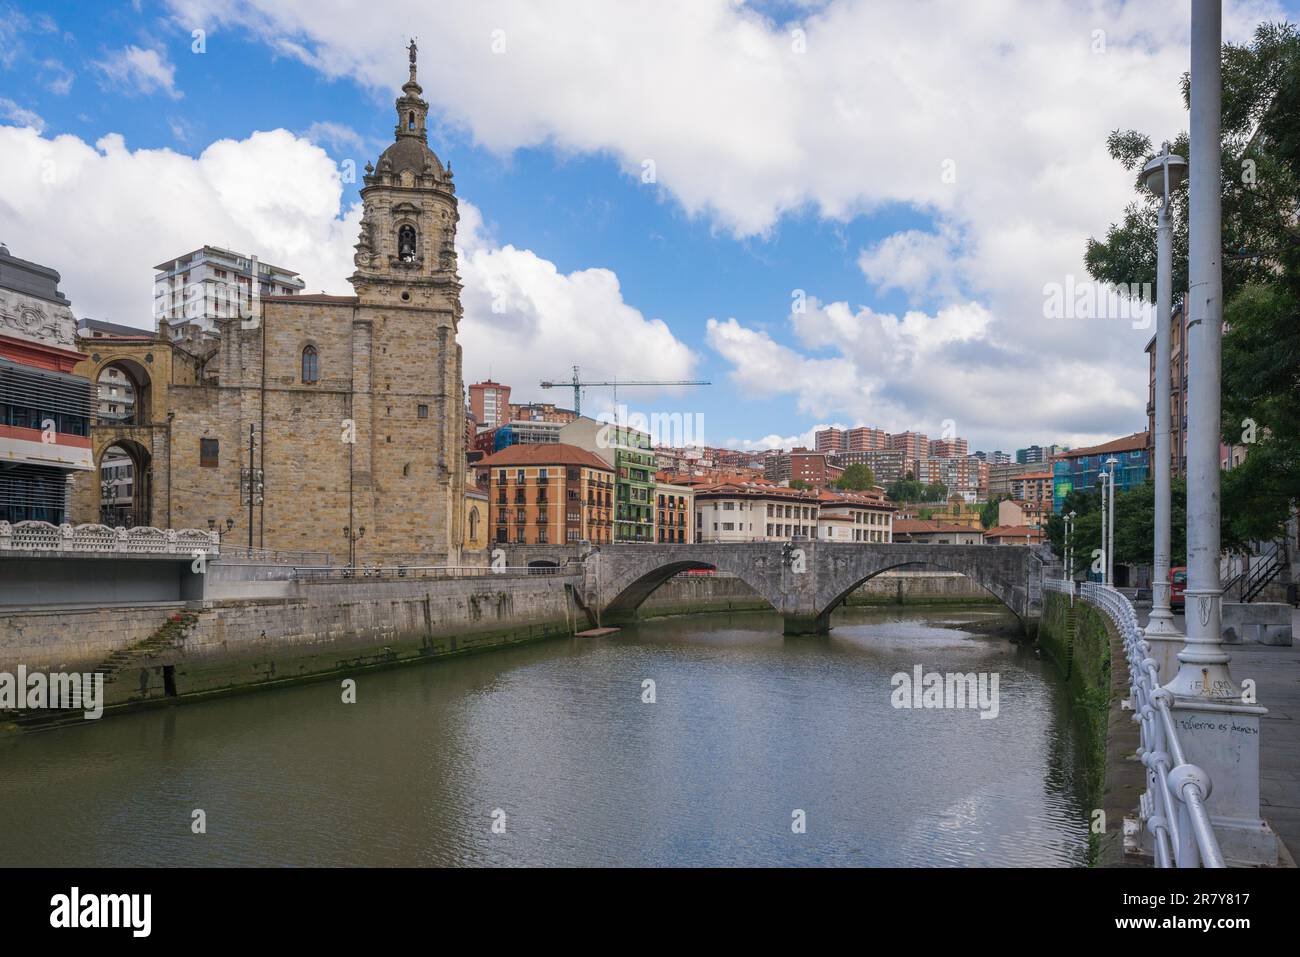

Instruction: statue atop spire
[408,38,418,79]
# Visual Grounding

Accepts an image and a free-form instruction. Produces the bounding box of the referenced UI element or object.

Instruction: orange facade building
[478,443,615,545]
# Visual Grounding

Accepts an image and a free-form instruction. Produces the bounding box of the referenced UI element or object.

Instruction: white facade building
[153,246,305,342]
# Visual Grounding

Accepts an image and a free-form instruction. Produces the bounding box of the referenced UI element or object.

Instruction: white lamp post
[1066,509,1077,579]
[1141,143,1187,638]
[1161,0,1274,866]
[1105,455,1119,586]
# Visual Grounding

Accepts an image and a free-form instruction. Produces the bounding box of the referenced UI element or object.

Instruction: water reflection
[0,606,1091,867]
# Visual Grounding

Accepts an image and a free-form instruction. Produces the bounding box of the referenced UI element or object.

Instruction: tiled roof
[477,442,613,470]
[1061,431,1149,458]
[893,519,984,535]
[984,524,1044,541]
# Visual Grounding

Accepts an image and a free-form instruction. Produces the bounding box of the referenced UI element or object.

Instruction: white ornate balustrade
[0,521,219,557]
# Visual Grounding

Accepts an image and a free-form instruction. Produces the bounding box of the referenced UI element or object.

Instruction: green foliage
[979,494,1009,529]
[886,477,925,502]
[1045,480,1188,573]
[835,463,876,490]
[789,479,812,491]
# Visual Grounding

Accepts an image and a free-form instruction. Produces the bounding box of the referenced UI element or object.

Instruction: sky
[1,0,1296,454]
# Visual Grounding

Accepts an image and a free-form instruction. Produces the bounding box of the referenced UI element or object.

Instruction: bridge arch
[602,560,735,622]
[815,559,1025,631]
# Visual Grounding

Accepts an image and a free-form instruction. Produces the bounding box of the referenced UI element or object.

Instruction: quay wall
[2,568,1002,722]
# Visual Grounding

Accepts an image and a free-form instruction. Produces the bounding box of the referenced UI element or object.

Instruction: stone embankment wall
[1038,591,1127,865]
[0,568,1002,722]
[639,569,997,618]
[0,573,586,714]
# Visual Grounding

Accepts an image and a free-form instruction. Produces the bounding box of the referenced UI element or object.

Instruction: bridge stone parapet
[499,542,1045,635]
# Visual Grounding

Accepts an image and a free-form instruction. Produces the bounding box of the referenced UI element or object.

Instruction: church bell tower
[348,41,466,564]
[350,39,461,314]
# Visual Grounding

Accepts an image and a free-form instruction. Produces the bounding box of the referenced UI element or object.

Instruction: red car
[1170,566,1187,609]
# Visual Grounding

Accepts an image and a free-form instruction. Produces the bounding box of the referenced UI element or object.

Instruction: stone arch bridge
[502,542,1045,635]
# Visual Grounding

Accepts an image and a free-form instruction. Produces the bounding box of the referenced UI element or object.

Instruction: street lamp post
[1097,471,1109,583]
[1141,143,1187,639]
[1065,509,1077,580]
[1162,0,1274,866]
[1105,455,1118,586]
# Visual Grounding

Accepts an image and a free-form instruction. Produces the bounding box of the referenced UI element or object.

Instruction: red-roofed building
[984,525,1046,546]
[891,519,985,544]
[476,443,615,545]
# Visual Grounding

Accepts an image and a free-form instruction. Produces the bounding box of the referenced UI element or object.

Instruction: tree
[980,494,1009,529]
[1084,23,1300,548]
[1044,480,1188,573]
[789,479,812,491]
[835,463,876,490]
[923,482,948,501]
[886,477,925,502]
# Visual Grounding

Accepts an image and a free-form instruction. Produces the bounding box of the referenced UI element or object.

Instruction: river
[0,605,1092,867]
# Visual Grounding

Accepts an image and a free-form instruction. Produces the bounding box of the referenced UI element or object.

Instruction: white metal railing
[0,520,219,556]
[1071,580,1225,868]
[1043,577,1075,599]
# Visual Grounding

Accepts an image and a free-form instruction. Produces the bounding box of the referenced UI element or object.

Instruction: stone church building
[71,44,466,565]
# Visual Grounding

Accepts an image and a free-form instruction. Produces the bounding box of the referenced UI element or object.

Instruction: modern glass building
[1052,431,1150,513]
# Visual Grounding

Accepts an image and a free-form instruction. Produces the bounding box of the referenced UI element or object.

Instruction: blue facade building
[1052,431,1150,513]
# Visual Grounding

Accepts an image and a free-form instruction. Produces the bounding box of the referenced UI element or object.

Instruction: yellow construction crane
[540,365,710,418]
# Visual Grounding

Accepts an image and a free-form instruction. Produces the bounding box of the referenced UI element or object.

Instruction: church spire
[396,38,427,141]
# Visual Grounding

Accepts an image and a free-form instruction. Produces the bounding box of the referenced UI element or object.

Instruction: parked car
[1170,566,1187,609]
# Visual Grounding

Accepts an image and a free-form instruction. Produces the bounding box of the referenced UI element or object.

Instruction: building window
[302,345,319,384]
[417,404,429,418]
[199,438,219,468]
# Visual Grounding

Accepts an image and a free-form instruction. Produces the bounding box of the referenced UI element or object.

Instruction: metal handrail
[1068,580,1225,867]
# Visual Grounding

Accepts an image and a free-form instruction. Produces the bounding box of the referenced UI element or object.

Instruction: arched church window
[398,225,417,262]
[408,111,415,131]
[302,345,319,384]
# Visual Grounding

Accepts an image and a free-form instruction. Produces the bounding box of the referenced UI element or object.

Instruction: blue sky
[2,0,1296,452]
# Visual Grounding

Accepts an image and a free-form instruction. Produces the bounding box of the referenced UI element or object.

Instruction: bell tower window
[408,111,415,131]
[398,225,417,263]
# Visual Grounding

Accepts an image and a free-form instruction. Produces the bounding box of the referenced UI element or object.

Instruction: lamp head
[1140,143,1188,199]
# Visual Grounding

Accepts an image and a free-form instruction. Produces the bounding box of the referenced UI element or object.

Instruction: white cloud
[93,45,183,99]
[0,125,695,407]
[711,295,1145,451]
[153,0,1283,451]
[0,98,44,132]
[857,226,963,303]
[39,58,74,95]
[457,207,699,404]
[302,120,368,155]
